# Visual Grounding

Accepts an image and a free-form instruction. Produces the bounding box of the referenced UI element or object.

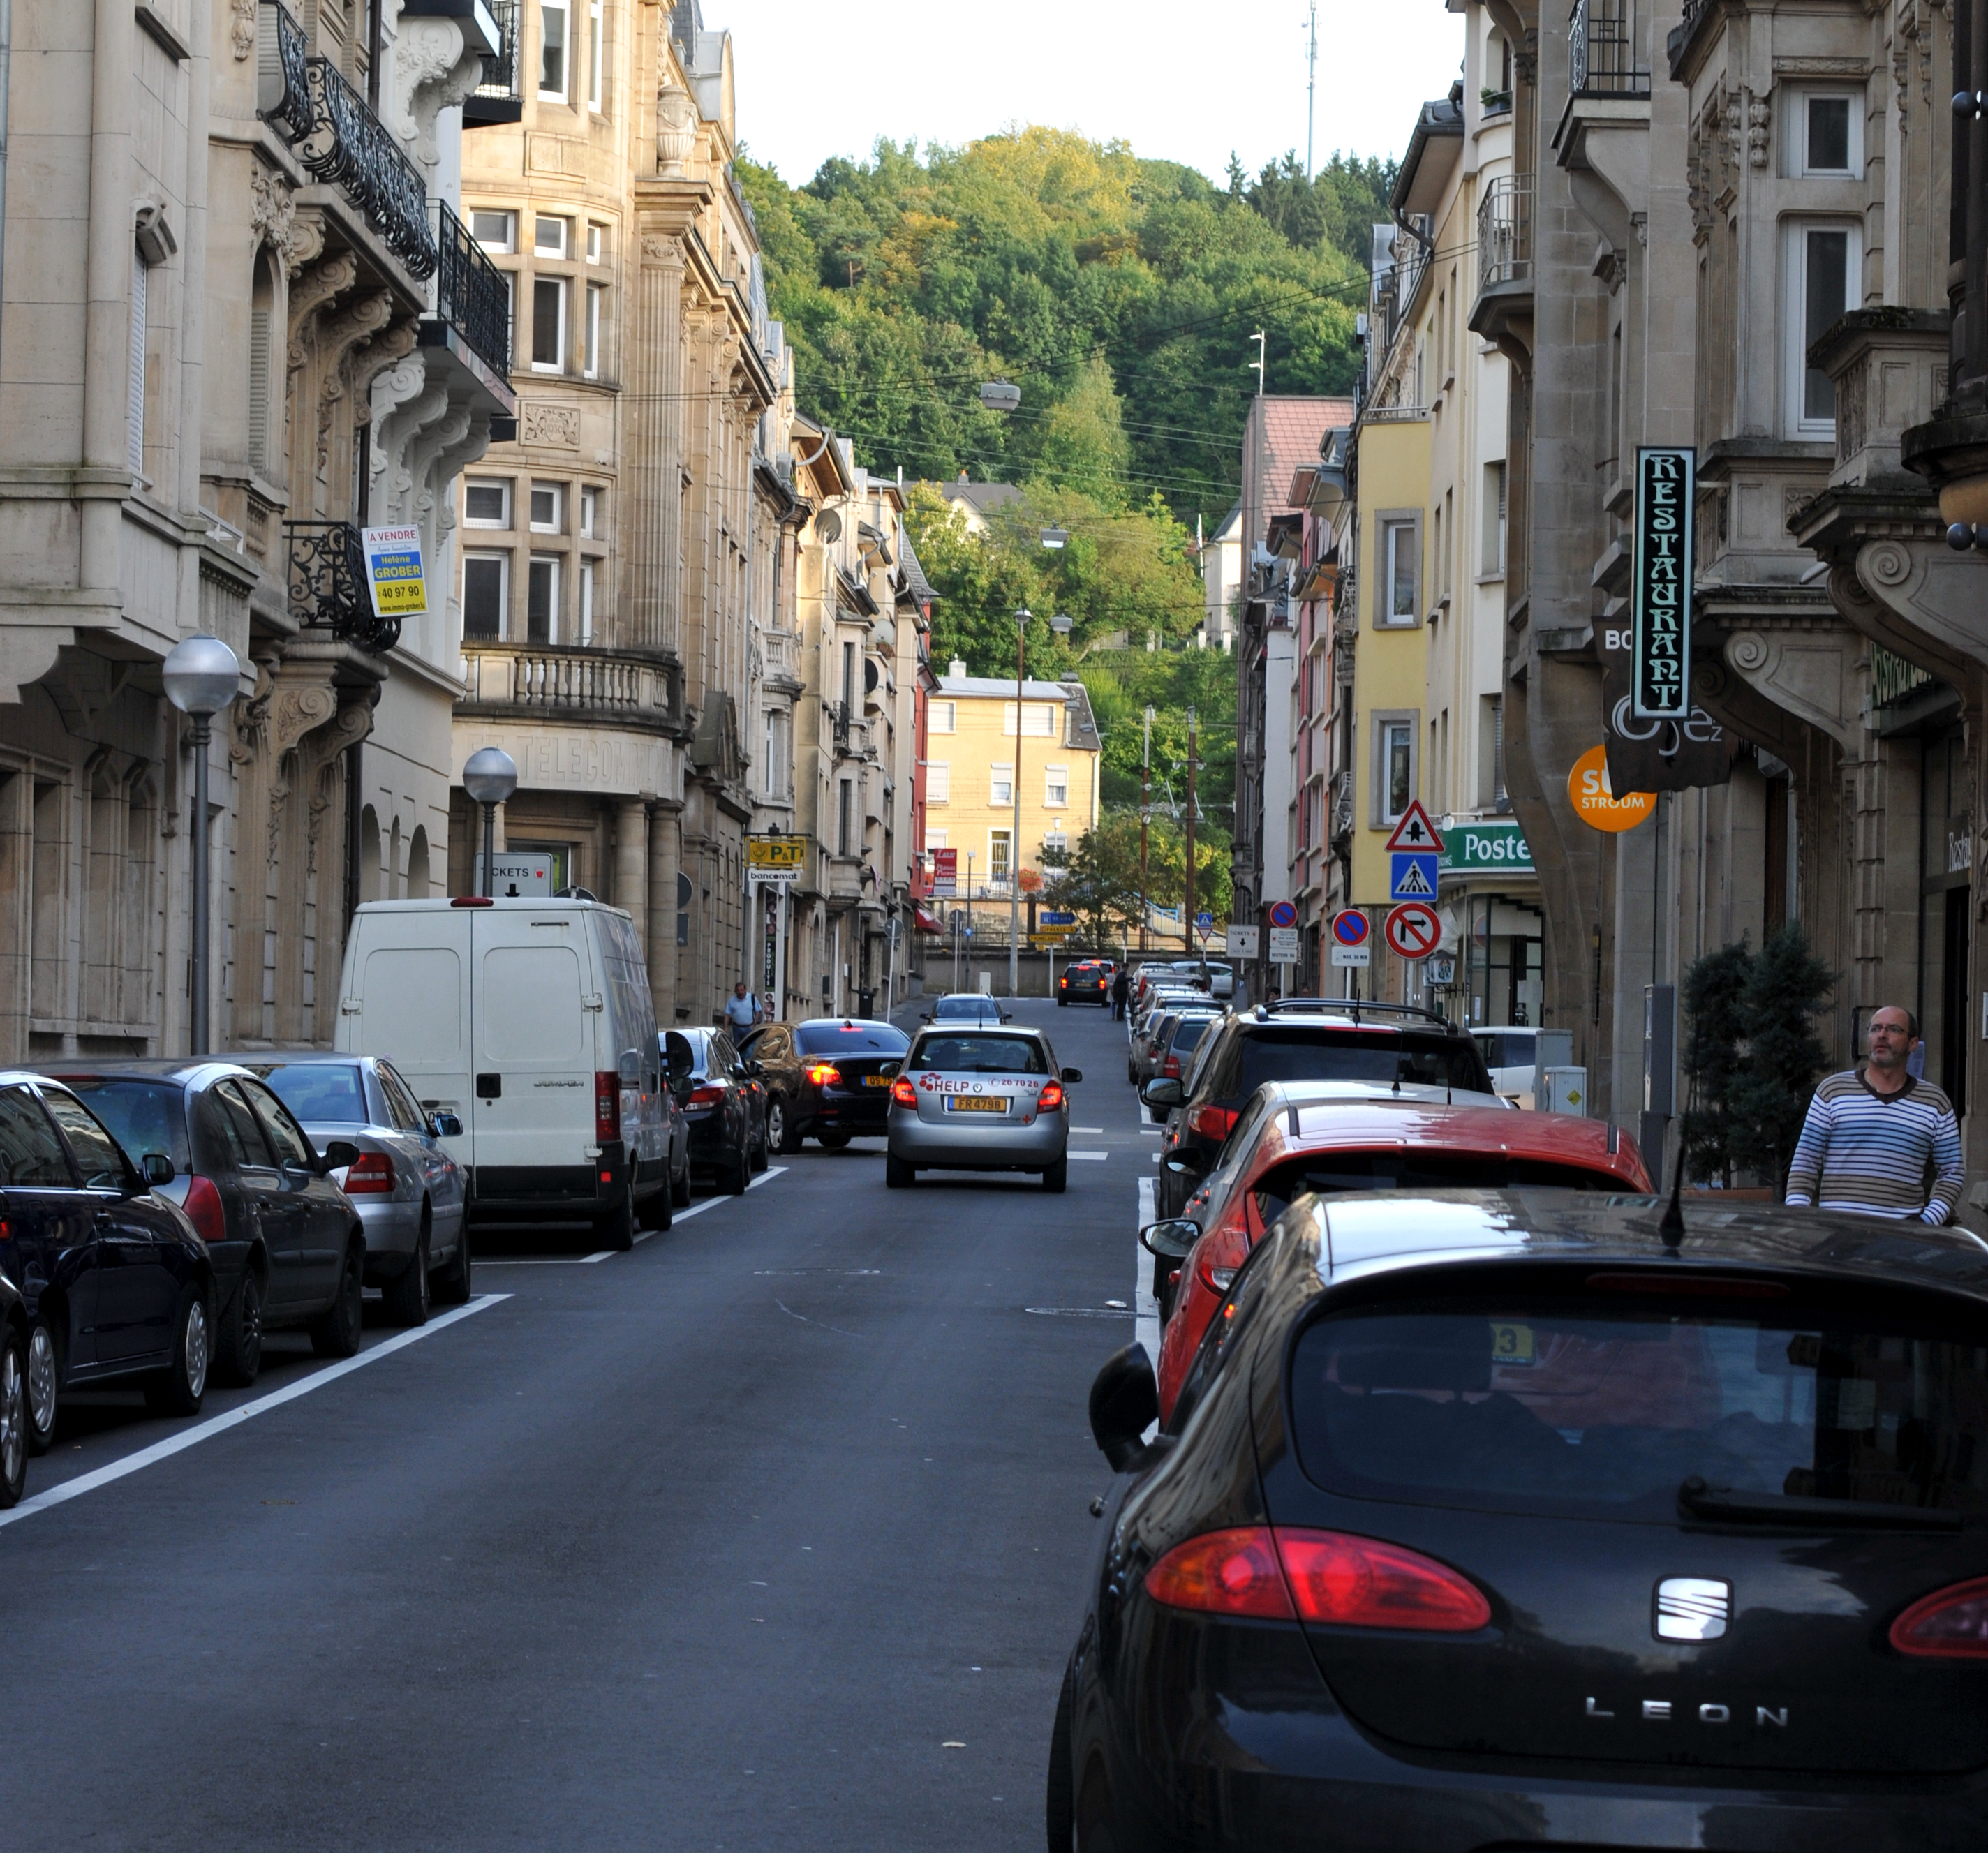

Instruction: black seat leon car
[1056,1192,1988,1852]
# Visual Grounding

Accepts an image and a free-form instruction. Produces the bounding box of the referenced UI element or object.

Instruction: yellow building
[924,663,1101,905]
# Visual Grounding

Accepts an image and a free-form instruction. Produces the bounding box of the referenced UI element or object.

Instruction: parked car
[1058,960,1112,1006]
[885,1026,1081,1191]
[1142,1004,1504,1216]
[1148,1010,1222,1092]
[40,1062,366,1392]
[916,993,1011,1027]
[664,1027,755,1193]
[241,1052,473,1324]
[1142,1089,1652,1416]
[1058,1193,1988,1851]
[787,1018,910,1146]
[1128,992,1209,1079]
[336,898,671,1248]
[0,1267,27,1507]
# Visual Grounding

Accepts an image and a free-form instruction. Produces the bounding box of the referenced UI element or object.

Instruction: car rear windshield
[1225,1027,1492,1098]
[795,1023,909,1056]
[250,1063,367,1124]
[1254,1153,1629,1217]
[1478,1032,1535,1069]
[907,1034,1048,1075]
[1170,1018,1217,1053]
[935,997,995,1018]
[1290,1288,1988,1524]
[55,1078,190,1170]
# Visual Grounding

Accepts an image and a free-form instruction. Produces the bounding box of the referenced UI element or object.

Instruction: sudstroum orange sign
[1568,744,1655,833]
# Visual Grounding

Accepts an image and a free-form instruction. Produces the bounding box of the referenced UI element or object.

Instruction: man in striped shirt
[1785,1006,1963,1223]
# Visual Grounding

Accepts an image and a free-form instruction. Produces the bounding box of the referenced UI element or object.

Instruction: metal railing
[431,200,512,380]
[1570,0,1649,97]
[288,521,402,655]
[256,3,314,143]
[459,645,672,713]
[468,0,524,123]
[1478,175,1535,290]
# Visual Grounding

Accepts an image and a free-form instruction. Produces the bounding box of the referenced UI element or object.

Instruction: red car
[1144,1086,1652,1423]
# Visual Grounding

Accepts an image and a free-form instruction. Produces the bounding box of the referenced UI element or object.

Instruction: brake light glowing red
[182,1175,226,1247]
[1188,1103,1237,1140]
[890,1077,918,1108]
[594,1071,620,1143]
[1890,1577,1988,1658]
[806,1062,840,1087]
[1146,1528,1490,1633]
[341,1151,395,1195]
[687,1082,725,1108]
[1162,1055,1182,1078]
[450,895,494,907]
[1036,1081,1065,1112]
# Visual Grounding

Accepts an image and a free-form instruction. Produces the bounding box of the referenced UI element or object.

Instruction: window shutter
[128,250,149,476]
[248,306,272,476]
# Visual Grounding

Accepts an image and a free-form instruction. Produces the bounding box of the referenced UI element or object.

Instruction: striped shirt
[1784,1070,1962,1224]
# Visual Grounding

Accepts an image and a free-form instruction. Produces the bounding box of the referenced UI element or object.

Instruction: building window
[989,763,1014,806]
[1481,461,1507,576]
[584,283,604,378]
[463,553,508,641]
[587,0,604,109]
[1370,710,1420,828]
[465,478,512,527]
[837,780,853,855]
[586,221,607,265]
[529,481,563,532]
[527,554,560,643]
[539,0,568,99]
[471,211,517,253]
[764,711,787,797]
[1785,221,1859,435]
[926,761,950,803]
[531,276,567,371]
[840,639,856,710]
[1790,91,1860,178]
[578,558,595,644]
[1003,701,1058,737]
[535,215,569,258]
[1043,830,1068,856]
[1044,764,1069,807]
[928,700,956,734]
[579,485,600,537]
[925,827,947,849]
[989,829,1012,884]
[1377,515,1420,625]
[128,245,149,477]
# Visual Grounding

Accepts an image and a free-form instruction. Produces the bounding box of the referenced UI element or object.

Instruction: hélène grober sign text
[1630,447,1695,722]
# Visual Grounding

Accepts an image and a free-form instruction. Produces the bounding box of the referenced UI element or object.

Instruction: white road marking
[0,1295,512,1530]
[1071,1126,1104,1133]
[634,1165,789,1241]
[1068,1151,1109,1161]
[1139,1129,1162,1137]
[480,1253,612,1267]
[1134,1177,1161,1372]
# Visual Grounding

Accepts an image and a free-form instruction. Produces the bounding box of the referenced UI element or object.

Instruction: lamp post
[162,634,241,1056]
[463,747,519,898]
[1009,609,1030,999]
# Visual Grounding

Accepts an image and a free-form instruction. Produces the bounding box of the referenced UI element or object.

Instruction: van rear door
[471,910,596,1185]
[344,908,473,1168]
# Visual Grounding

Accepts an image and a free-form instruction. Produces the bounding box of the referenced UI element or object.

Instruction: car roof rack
[1253,999,1462,1032]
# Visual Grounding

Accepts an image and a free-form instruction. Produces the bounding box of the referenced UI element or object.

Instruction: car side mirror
[1089,1343,1160,1472]
[745,1059,766,1078]
[320,1139,361,1175]
[1162,1149,1207,1179]
[880,1061,902,1079]
[1141,1078,1184,1108]
[1139,1218,1200,1260]
[1060,1066,1083,1085]
[141,1152,175,1187]
[429,1112,463,1140]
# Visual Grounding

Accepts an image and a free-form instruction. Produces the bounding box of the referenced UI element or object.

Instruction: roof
[1241,399,1358,547]
[31,1058,249,1082]
[1271,1099,1645,1179]
[939,674,1089,701]
[1390,87,1466,216]
[937,481,1022,518]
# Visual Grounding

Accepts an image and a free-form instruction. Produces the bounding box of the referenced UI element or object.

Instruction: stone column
[629,234,686,655]
[647,802,681,1025]
[616,798,649,947]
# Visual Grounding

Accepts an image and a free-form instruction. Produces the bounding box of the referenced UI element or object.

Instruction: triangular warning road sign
[1383,799,1445,855]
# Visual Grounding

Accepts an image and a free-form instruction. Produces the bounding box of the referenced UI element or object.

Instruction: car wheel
[671,1147,692,1207]
[596,1177,637,1251]
[750,1118,769,1173]
[638,1172,674,1232]
[1058,995,1067,1006]
[147,1283,212,1415]
[727,1138,750,1195]
[1046,1662,1076,1853]
[215,1268,265,1387]
[817,1131,851,1151]
[309,1246,364,1359]
[25,1316,60,1455]
[381,1224,431,1327]
[885,1154,916,1189]
[1042,1158,1069,1194]
[0,1327,25,1509]
[432,1223,473,1306]
[766,1098,788,1156]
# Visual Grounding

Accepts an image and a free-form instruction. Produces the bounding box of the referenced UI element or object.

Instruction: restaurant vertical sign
[1630,447,1694,721]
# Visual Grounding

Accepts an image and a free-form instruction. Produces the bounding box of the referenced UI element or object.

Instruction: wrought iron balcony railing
[1569,0,1649,98]
[430,199,512,381]
[256,2,314,143]
[467,0,524,126]
[288,521,402,655]
[1478,175,1535,290]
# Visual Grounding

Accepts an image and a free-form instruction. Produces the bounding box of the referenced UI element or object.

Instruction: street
[0,1001,1141,1852]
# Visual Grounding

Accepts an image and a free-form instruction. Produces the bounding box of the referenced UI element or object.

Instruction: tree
[1728,925,1835,1191]
[1679,937,1751,1185]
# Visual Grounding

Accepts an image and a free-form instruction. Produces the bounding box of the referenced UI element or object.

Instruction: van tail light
[1890,1577,1988,1658]
[1162,1055,1182,1078]
[688,1082,726,1108]
[1036,1081,1065,1112]
[806,1062,841,1087]
[1188,1103,1237,1140]
[1146,1527,1490,1632]
[1196,1218,1252,1295]
[341,1151,395,1195]
[595,1071,621,1143]
[890,1077,918,1107]
[450,895,494,907]
[181,1175,227,1247]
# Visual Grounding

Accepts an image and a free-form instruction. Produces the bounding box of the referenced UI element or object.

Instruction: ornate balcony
[1570,0,1649,98]
[458,644,683,726]
[429,200,512,383]
[1478,177,1534,290]
[466,0,524,126]
[287,521,402,655]
[256,2,314,144]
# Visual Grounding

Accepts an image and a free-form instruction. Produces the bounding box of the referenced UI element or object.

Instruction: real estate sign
[362,524,428,618]
[1629,447,1693,720]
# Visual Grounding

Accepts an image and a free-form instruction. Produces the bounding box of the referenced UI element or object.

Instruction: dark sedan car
[0,1268,27,1507]
[787,1018,907,1147]
[40,1062,365,1393]
[1058,1190,1988,1852]
[0,1073,219,1452]
[665,1028,755,1194]
[1058,960,1112,1006]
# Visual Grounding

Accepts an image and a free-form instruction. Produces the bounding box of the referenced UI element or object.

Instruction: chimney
[949,658,967,678]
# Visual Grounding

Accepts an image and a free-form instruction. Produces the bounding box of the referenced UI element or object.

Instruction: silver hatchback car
[884,1027,1082,1193]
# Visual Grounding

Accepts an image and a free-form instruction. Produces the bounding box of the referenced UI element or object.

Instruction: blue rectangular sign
[1390,852,1439,902]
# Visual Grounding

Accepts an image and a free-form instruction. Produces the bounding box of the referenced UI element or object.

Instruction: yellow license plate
[863,1074,891,1088]
[1490,1321,1536,1366]
[947,1096,1010,1114]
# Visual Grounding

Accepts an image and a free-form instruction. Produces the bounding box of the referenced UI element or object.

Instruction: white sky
[715,1,1466,187]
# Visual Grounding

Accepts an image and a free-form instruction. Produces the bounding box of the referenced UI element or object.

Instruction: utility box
[1644,983,1677,1117]
[1542,1066,1588,1115]
[1531,1031,1573,1104]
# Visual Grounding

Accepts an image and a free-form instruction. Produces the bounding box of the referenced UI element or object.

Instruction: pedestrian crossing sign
[1390,852,1438,901]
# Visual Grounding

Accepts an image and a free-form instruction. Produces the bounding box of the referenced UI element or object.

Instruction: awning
[914,907,944,935]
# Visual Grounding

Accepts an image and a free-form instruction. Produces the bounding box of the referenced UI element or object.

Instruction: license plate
[946,1096,1010,1114]
[863,1074,891,1088]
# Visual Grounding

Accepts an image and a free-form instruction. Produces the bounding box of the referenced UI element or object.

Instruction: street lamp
[1009,609,1032,998]
[463,747,519,898]
[979,380,1021,413]
[162,634,240,1056]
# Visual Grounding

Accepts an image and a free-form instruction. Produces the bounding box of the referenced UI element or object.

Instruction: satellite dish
[817,509,843,544]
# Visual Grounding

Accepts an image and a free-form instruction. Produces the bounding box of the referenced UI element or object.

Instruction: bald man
[1785,1006,1961,1224]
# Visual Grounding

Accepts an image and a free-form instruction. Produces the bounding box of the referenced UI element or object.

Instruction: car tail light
[1890,1577,1988,1658]
[890,1077,918,1107]
[1196,1218,1252,1296]
[450,895,494,907]
[341,1151,395,1195]
[1037,1081,1065,1112]
[806,1062,841,1087]
[1145,1527,1489,1633]
[1188,1103,1237,1140]
[182,1175,226,1247]
[595,1071,621,1143]
[688,1082,726,1108]
[1162,1055,1182,1078]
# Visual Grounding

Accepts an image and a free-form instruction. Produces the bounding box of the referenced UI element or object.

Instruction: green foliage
[1042,810,1233,948]
[1680,937,1752,1186]
[1233,151,1401,273]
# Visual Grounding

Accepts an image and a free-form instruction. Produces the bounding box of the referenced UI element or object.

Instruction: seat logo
[1654,1577,1730,1641]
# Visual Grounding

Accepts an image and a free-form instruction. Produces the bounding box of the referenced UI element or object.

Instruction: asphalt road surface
[0,997,1148,1852]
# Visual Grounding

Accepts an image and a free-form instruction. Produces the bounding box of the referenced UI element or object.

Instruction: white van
[336,898,670,1246]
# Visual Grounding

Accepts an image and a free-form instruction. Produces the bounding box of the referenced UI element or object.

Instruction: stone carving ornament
[250,166,297,271]
[657,86,699,176]
[394,20,488,172]
[231,0,255,59]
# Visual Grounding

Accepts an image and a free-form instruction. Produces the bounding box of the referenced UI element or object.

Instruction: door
[41,1090,169,1366]
[473,918,595,1175]
[208,1080,302,1308]
[239,1078,343,1305]
[0,1086,96,1371]
[346,911,473,1169]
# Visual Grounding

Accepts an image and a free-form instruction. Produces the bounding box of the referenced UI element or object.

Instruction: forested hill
[736,133,1394,530]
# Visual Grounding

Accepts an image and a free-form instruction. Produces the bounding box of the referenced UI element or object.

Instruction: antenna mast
[1249,329,1267,396]
[1306,1,1319,180]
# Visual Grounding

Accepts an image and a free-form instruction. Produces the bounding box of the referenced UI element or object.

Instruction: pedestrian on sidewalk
[723,981,762,1033]
[1784,1005,1962,1224]
[1110,966,1129,1020]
